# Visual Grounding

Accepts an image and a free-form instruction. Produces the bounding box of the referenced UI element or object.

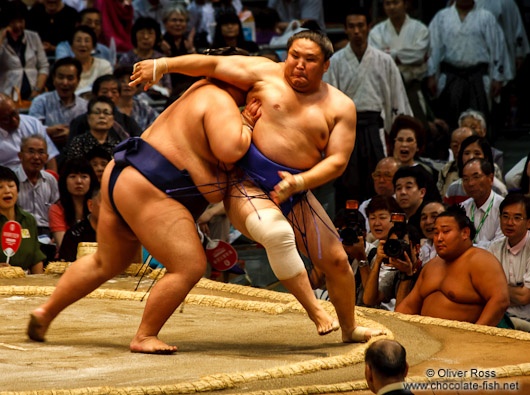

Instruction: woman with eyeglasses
[48,158,97,250]
[66,96,120,161]
[389,114,441,202]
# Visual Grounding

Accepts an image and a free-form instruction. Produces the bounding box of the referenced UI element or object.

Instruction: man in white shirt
[369,0,429,124]
[426,0,512,128]
[489,193,530,332]
[323,6,412,205]
[476,0,530,77]
[14,135,59,235]
[0,94,59,172]
[460,158,504,249]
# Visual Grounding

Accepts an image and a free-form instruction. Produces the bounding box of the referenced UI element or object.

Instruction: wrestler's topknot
[287,30,334,62]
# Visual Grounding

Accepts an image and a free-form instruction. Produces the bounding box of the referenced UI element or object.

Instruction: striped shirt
[14,165,59,228]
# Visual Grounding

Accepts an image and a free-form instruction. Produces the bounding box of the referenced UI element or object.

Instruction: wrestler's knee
[245,209,304,280]
[315,248,351,277]
[165,255,207,283]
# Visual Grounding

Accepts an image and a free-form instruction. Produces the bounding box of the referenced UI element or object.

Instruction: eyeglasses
[501,214,527,223]
[372,171,394,180]
[89,110,113,116]
[22,149,46,157]
[395,137,416,144]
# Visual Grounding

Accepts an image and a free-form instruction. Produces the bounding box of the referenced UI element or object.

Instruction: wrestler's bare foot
[130,335,178,354]
[27,308,52,342]
[342,325,386,343]
[308,309,340,336]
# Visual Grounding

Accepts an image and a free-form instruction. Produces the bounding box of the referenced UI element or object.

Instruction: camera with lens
[339,200,365,246]
[383,213,411,260]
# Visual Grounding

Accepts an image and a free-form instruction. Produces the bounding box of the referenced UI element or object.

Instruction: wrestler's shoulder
[321,82,356,110]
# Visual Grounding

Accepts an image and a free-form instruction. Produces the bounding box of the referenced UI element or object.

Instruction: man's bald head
[373,157,399,196]
[365,339,408,393]
[450,127,475,159]
[0,93,20,132]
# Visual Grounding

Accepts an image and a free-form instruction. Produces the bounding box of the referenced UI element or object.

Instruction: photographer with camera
[363,213,422,310]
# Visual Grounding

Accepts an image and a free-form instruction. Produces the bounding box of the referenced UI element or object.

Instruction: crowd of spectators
[0,0,529,332]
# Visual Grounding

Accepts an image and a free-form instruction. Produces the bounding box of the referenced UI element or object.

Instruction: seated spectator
[85,145,111,184]
[114,66,159,131]
[211,12,259,54]
[58,187,100,262]
[68,75,143,143]
[13,135,59,235]
[187,0,243,49]
[445,135,507,205]
[26,0,78,56]
[364,339,412,395]
[419,201,446,265]
[0,166,45,274]
[393,166,428,238]
[29,57,87,149]
[70,26,113,95]
[0,1,49,100]
[197,202,230,242]
[460,158,504,249]
[117,17,172,96]
[389,115,441,202]
[49,158,97,250]
[0,94,59,172]
[505,154,529,191]
[55,8,113,64]
[396,207,510,327]
[159,5,199,95]
[67,96,120,160]
[358,195,402,308]
[359,157,399,232]
[516,153,530,197]
[437,126,474,197]
[489,193,530,332]
[363,222,421,310]
[458,109,504,174]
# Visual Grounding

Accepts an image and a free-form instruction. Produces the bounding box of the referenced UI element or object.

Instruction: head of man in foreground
[365,339,412,394]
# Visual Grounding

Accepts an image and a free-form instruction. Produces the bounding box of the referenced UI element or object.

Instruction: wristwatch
[358,260,369,268]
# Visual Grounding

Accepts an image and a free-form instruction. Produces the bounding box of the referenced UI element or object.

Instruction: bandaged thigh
[245,209,304,280]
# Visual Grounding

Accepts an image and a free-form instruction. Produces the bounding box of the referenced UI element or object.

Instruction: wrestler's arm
[395,264,426,315]
[271,96,356,203]
[472,253,510,326]
[203,92,253,164]
[130,55,273,91]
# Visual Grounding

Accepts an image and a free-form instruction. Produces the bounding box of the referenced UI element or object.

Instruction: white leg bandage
[245,209,305,280]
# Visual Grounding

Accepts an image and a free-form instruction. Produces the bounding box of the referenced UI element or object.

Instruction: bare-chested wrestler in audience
[131,31,385,342]
[27,48,339,354]
[396,206,509,326]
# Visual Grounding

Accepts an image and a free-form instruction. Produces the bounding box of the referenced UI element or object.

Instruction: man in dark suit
[365,339,414,394]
